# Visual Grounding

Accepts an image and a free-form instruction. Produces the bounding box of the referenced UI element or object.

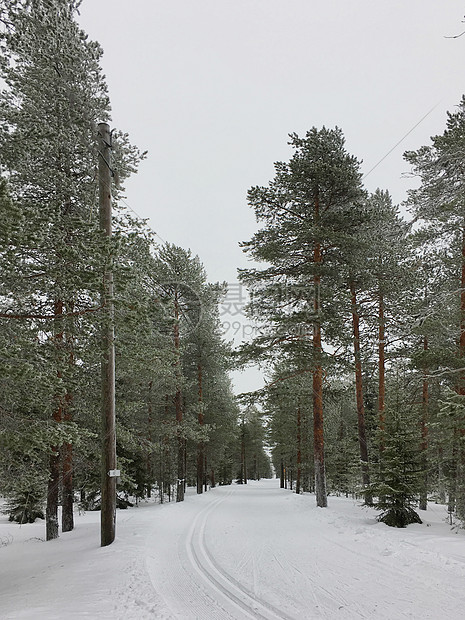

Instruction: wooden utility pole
[98,122,117,547]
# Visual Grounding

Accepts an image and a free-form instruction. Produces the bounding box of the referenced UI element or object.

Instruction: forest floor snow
[1,479,465,619]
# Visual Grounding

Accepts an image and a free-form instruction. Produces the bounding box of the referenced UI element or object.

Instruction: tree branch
[0,303,105,320]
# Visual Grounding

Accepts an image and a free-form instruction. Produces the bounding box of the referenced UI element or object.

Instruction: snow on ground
[1,480,465,619]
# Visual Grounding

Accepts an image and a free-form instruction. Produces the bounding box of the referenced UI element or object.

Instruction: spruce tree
[368,379,423,528]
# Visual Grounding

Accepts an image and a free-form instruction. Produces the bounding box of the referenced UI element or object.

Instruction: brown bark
[280,459,285,488]
[378,291,386,451]
[240,423,247,484]
[296,405,302,494]
[147,381,153,498]
[458,230,465,427]
[349,281,370,493]
[454,229,465,519]
[313,197,327,508]
[197,362,204,494]
[419,336,429,511]
[174,290,185,502]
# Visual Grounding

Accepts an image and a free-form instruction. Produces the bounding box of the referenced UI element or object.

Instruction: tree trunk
[313,305,326,506]
[302,410,311,493]
[459,227,465,386]
[46,299,64,541]
[146,380,153,498]
[280,458,285,488]
[61,422,74,532]
[62,321,74,533]
[456,228,465,519]
[46,448,60,541]
[296,405,302,495]
[174,289,185,503]
[448,433,458,521]
[437,446,446,504]
[313,199,327,508]
[378,290,386,450]
[349,281,371,499]
[197,362,204,494]
[419,336,429,511]
[240,423,247,484]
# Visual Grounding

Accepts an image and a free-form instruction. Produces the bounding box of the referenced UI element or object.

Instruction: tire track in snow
[185,487,293,620]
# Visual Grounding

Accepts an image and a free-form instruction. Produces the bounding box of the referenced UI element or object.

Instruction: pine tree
[405,97,465,521]
[0,0,142,539]
[239,127,365,506]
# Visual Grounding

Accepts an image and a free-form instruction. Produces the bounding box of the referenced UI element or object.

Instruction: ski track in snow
[3,480,465,619]
[183,489,291,620]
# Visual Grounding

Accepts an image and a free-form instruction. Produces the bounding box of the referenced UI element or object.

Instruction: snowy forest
[4,1,465,618]
[2,0,465,596]
[0,0,275,544]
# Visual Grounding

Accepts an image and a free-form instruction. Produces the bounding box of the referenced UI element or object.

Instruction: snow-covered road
[2,479,465,619]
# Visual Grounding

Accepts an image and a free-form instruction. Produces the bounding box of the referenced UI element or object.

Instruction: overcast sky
[79,0,464,393]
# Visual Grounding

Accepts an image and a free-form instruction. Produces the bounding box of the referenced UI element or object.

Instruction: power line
[115,189,167,246]
[362,101,441,180]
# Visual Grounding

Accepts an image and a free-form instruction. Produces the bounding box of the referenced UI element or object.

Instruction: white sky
[79,0,464,393]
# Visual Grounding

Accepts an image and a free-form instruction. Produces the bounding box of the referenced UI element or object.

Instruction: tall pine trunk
[61,391,74,532]
[46,300,64,541]
[197,361,204,494]
[240,422,247,484]
[296,405,302,494]
[313,197,327,508]
[455,228,465,518]
[61,316,74,533]
[378,290,386,450]
[146,381,153,498]
[419,336,429,511]
[174,289,185,502]
[349,281,370,496]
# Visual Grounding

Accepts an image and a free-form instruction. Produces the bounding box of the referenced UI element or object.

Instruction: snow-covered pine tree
[265,364,314,493]
[342,190,409,496]
[405,97,465,522]
[239,127,365,507]
[0,0,142,539]
[181,280,234,493]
